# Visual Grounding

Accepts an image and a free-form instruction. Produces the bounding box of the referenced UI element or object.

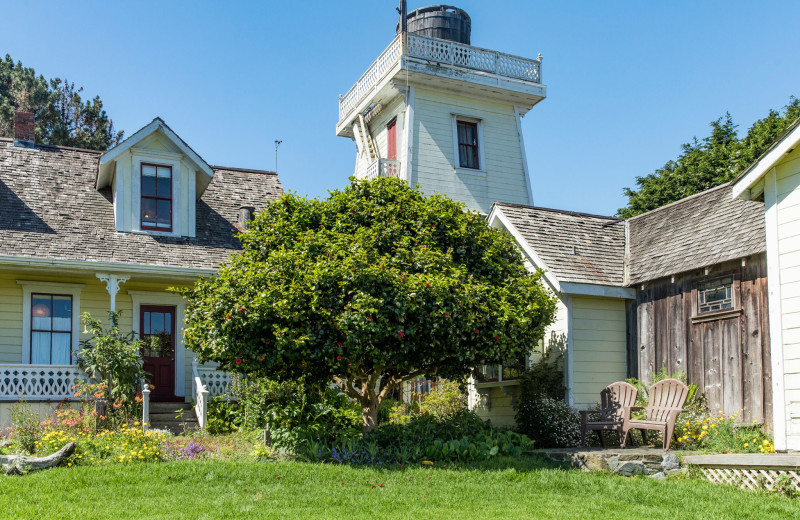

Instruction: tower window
[456,120,480,170]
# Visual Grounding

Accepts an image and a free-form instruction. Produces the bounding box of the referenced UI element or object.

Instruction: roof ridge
[0,137,104,154]
[210,165,278,175]
[495,202,621,221]
[626,182,731,221]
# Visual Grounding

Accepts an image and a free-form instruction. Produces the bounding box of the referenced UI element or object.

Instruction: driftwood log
[1,442,76,475]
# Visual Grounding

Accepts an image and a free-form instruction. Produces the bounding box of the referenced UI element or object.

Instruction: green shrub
[10,397,42,454]
[77,311,146,423]
[515,395,580,448]
[419,380,467,419]
[296,410,533,465]
[205,376,361,447]
[518,346,565,400]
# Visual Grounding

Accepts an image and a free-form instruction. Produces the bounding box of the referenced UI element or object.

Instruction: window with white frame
[452,115,485,173]
[17,281,83,365]
[30,294,73,364]
[698,276,734,314]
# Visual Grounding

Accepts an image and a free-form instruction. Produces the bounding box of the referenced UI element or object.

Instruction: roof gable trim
[732,118,800,199]
[488,205,561,293]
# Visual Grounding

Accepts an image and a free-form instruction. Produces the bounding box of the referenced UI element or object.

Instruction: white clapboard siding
[411,87,531,213]
[776,147,800,447]
[570,296,628,410]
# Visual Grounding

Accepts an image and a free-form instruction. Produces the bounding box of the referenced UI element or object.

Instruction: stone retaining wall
[539,448,685,480]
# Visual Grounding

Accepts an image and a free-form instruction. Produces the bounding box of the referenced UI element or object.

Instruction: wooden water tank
[398,5,471,44]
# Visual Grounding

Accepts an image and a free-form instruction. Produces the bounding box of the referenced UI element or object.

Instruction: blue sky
[2,1,799,216]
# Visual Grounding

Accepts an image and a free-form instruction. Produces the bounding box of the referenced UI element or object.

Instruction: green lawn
[0,456,796,519]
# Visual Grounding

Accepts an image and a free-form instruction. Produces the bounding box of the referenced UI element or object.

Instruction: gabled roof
[626,183,765,284]
[97,117,215,193]
[732,116,800,199]
[0,139,282,274]
[492,203,626,287]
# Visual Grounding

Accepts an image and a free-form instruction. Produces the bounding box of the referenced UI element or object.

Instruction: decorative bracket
[96,273,130,312]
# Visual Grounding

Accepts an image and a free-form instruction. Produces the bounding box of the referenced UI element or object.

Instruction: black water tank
[399,5,471,44]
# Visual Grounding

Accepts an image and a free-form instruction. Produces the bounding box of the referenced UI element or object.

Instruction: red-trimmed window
[31,293,72,365]
[141,163,172,231]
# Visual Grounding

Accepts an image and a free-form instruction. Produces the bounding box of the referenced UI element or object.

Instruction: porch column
[96,274,130,312]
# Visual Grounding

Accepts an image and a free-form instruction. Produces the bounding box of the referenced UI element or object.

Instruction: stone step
[149,402,191,413]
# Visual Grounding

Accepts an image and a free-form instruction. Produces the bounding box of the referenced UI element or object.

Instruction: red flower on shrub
[397,331,405,338]
[226,314,232,320]
[235,358,242,365]
[258,356,264,362]
[239,307,245,314]
[336,356,342,361]
[444,313,450,318]
[494,335,499,341]
[337,342,343,347]
[474,329,480,334]
[426,282,431,288]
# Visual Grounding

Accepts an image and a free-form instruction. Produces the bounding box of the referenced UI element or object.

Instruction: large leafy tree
[0,54,123,150]
[183,178,557,433]
[618,97,800,218]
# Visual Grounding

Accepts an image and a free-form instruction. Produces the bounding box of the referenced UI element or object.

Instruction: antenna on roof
[274,140,283,173]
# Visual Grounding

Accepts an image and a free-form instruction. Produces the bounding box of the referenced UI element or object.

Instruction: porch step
[146,402,199,435]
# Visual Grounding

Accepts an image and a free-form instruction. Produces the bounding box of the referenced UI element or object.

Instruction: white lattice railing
[407,34,541,82]
[364,158,401,181]
[0,364,86,401]
[339,35,403,122]
[338,34,542,124]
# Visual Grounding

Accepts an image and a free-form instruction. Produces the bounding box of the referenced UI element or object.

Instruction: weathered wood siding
[632,253,771,424]
[571,296,628,409]
[775,147,800,447]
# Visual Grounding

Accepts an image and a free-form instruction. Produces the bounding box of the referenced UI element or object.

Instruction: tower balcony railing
[364,158,401,181]
[338,33,543,124]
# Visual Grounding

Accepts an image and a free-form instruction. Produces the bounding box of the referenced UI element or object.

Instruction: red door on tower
[387,118,397,160]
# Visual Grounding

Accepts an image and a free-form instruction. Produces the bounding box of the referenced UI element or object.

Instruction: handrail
[337,33,542,125]
[192,361,210,429]
[141,378,150,432]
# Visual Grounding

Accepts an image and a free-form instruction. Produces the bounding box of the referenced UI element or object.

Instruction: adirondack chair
[579,381,638,447]
[621,378,689,451]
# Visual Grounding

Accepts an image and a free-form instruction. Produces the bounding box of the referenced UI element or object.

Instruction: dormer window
[141,163,172,232]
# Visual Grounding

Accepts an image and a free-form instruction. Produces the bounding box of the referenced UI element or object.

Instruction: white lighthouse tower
[336,4,546,214]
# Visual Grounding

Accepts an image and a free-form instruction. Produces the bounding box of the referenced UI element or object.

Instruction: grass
[0,456,796,519]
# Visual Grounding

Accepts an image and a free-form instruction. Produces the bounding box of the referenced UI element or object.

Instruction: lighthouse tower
[336,4,546,214]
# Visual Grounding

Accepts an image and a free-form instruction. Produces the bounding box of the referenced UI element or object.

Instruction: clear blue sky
[2,0,799,216]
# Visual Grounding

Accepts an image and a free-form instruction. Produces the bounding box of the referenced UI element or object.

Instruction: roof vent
[13,111,35,148]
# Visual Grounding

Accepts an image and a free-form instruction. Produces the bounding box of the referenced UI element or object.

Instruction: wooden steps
[147,402,198,435]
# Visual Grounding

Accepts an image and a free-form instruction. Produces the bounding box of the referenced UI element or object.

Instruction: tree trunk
[1,442,76,475]
[362,400,380,435]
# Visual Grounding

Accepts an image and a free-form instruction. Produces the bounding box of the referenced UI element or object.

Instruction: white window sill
[130,229,184,238]
[455,167,487,177]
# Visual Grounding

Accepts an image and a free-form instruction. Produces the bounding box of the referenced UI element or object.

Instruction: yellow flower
[702,425,708,430]
[711,424,716,429]
[763,439,769,445]
[744,443,749,448]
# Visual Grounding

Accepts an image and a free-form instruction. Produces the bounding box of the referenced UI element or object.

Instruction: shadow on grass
[294,454,572,474]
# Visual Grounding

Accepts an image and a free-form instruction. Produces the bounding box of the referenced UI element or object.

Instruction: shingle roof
[495,203,626,286]
[626,183,765,284]
[0,139,283,272]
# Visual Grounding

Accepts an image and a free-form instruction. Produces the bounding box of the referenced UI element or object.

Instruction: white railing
[338,34,542,124]
[191,361,210,429]
[191,362,231,429]
[364,158,401,181]
[0,364,85,401]
[141,378,150,432]
[407,34,541,82]
[339,35,403,122]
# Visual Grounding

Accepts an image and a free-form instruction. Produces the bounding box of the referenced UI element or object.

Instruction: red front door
[140,305,176,401]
